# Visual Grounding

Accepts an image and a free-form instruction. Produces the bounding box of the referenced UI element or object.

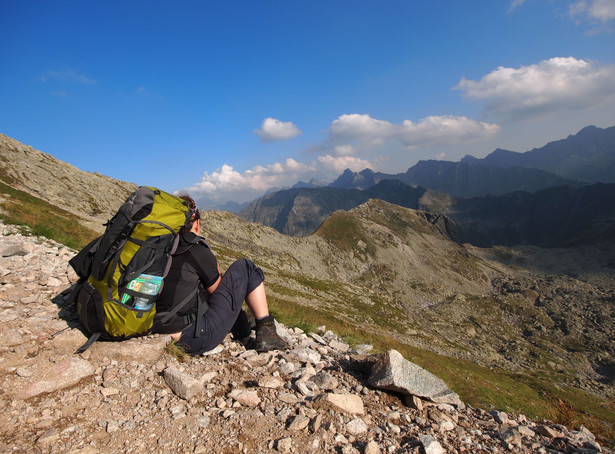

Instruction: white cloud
[185,159,315,199]
[508,0,526,14]
[254,117,302,142]
[40,70,95,84]
[334,144,355,156]
[570,0,615,23]
[317,154,374,173]
[330,113,500,149]
[331,114,398,144]
[187,113,501,207]
[454,57,615,119]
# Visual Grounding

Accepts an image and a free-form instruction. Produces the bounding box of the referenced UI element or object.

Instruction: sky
[1,0,614,208]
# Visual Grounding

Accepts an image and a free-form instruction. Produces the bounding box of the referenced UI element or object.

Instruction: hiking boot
[255,315,287,352]
[231,309,252,340]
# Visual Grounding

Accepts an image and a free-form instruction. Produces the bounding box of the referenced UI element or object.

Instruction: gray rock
[329,339,350,352]
[275,320,293,346]
[419,434,445,454]
[346,418,368,435]
[163,367,203,400]
[2,244,28,257]
[309,332,327,345]
[17,357,95,399]
[287,414,310,431]
[535,424,564,438]
[313,393,365,415]
[311,371,338,390]
[489,410,509,425]
[368,349,463,407]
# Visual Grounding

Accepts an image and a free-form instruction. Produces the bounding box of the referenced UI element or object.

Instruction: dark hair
[179,194,200,232]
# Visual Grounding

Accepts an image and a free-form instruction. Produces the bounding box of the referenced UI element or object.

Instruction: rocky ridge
[0,222,611,453]
[0,133,136,232]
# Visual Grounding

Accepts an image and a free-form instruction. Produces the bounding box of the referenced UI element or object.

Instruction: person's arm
[206,263,222,294]
[187,241,221,294]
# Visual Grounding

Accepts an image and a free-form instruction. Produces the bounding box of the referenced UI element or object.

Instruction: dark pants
[177,258,264,355]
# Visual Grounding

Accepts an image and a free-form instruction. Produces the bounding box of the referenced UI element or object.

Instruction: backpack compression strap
[75,332,101,354]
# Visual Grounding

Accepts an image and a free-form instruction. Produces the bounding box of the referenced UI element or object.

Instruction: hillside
[2,222,611,452]
[0,133,614,447]
[239,180,454,237]
[239,176,615,247]
[208,201,615,398]
[0,133,137,232]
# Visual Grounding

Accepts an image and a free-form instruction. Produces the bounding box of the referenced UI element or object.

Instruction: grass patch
[316,211,375,254]
[165,340,189,363]
[0,180,100,249]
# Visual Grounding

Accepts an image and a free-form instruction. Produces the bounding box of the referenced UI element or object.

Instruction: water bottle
[133,280,157,310]
[131,275,162,310]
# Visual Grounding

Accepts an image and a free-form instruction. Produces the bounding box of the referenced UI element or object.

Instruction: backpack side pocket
[76,281,106,336]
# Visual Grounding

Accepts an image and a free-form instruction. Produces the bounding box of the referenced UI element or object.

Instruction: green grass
[0,180,100,250]
[315,211,375,255]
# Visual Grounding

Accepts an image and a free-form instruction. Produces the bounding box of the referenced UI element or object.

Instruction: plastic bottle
[133,280,158,311]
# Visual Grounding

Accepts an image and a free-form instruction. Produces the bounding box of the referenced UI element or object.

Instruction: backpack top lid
[90,187,191,281]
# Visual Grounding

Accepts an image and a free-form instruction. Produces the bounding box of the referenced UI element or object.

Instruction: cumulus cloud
[454,57,615,119]
[254,117,302,142]
[330,113,500,149]
[570,0,615,23]
[185,158,315,200]
[188,113,501,207]
[317,154,374,173]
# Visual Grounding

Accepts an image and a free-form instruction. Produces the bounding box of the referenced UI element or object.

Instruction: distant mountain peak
[329,167,377,190]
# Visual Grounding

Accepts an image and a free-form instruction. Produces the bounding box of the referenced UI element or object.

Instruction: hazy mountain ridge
[240,177,615,246]
[330,125,615,195]
[462,125,615,183]
[451,183,615,247]
[240,125,615,240]
[239,180,456,237]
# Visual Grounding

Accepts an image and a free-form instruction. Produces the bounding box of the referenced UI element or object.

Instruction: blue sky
[1,1,614,208]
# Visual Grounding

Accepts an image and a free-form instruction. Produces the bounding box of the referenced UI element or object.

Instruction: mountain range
[240,125,615,246]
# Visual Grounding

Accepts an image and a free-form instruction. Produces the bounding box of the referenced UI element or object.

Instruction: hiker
[152,195,287,355]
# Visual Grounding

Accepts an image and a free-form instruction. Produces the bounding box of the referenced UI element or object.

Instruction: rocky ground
[0,222,611,454]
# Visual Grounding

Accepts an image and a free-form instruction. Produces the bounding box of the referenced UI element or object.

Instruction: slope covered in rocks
[0,133,136,232]
[202,202,615,403]
[0,222,610,453]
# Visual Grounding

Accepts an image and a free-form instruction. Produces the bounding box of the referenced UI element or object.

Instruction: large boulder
[368,349,463,407]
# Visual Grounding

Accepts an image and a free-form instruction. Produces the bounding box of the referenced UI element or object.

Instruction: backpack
[69,186,205,353]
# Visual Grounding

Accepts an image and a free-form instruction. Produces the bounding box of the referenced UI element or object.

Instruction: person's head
[179,194,201,233]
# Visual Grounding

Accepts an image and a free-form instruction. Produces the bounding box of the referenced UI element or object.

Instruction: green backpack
[70,186,203,352]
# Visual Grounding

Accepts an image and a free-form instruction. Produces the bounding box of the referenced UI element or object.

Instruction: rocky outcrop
[0,133,136,231]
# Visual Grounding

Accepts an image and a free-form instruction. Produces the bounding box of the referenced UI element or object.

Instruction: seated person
[153,195,286,354]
